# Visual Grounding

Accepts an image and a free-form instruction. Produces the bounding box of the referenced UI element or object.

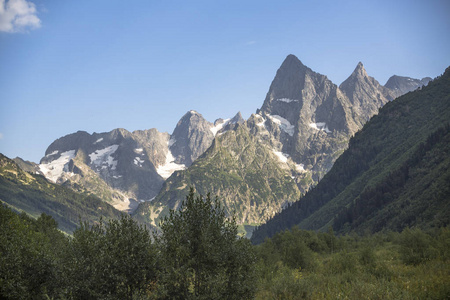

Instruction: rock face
[385,75,432,98]
[251,66,449,243]
[133,122,302,226]
[257,55,362,182]
[339,62,394,121]
[38,128,168,212]
[36,111,241,213]
[170,111,215,166]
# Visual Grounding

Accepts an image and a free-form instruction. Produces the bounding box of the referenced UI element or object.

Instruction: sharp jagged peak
[339,62,373,89]
[351,61,368,78]
[230,111,245,124]
[278,54,308,73]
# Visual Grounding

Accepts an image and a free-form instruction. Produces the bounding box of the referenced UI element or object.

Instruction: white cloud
[0,0,41,33]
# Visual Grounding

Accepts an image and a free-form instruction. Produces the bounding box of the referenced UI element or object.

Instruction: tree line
[0,188,256,300]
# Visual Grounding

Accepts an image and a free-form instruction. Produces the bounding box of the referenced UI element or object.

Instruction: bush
[398,228,436,265]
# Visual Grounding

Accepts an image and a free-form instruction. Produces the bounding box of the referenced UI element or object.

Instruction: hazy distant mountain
[251,68,449,244]
[35,111,242,213]
[38,128,167,212]
[385,75,432,98]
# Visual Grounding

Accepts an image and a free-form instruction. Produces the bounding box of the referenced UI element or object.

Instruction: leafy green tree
[64,215,156,299]
[0,205,66,299]
[102,215,157,299]
[156,188,256,299]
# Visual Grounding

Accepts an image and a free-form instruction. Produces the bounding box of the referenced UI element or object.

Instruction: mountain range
[251,67,449,243]
[2,54,434,234]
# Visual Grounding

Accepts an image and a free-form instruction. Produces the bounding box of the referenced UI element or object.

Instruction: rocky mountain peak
[230,111,245,124]
[170,110,214,166]
[353,61,368,78]
[384,75,432,98]
[339,62,393,121]
[280,54,306,70]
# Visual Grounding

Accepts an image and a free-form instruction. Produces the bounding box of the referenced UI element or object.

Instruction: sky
[1,0,449,163]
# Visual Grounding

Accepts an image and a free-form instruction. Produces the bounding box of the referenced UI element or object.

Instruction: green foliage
[64,215,156,299]
[0,204,67,299]
[255,226,450,299]
[156,188,256,299]
[1,199,449,299]
[397,228,436,265]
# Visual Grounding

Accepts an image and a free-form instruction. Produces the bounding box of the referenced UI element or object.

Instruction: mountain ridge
[251,67,450,244]
[9,54,433,234]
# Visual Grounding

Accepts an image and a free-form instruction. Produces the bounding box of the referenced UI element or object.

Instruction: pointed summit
[350,61,368,79]
[277,54,308,77]
[281,54,305,67]
[170,110,214,166]
[230,111,245,124]
[340,62,392,121]
[259,55,316,122]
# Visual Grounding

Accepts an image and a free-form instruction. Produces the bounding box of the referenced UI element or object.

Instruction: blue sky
[1,0,449,163]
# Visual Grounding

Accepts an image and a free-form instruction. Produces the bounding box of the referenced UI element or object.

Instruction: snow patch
[157,147,186,179]
[139,197,155,203]
[267,114,295,136]
[113,175,122,179]
[273,150,289,164]
[168,137,176,147]
[135,148,143,153]
[134,157,145,167]
[39,150,76,183]
[210,118,231,136]
[309,122,331,133]
[94,138,103,144]
[89,145,119,170]
[295,163,305,172]
[255,115,266,128]
[276,98,299,103]
[45,150,59,157]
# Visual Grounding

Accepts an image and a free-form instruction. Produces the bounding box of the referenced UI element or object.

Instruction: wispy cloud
[246,41,256,46]
[0,0,41,33]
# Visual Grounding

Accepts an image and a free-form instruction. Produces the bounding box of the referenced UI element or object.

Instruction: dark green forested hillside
[0,154,124,233]
[252,67,450,244]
